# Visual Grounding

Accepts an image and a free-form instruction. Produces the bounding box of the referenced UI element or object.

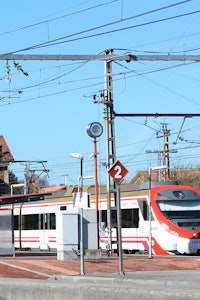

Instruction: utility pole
[157,124,171,181]
[24,162,29,194]
[161,124,170,181]
[13,160,48,194]
[102,49,117,256]
[146,124,177,181]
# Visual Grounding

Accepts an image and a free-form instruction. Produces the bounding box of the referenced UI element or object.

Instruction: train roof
[0,181,181,206]
[43,181,180,199]
[0,192,51,205]
[138,181,180,190]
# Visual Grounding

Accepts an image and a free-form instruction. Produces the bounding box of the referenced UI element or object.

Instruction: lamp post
[11,183,25,257]
[70,152,85,276]
[89,140,99,213]
[86,122,103,213]
[87,122,103,251]
[71,153,84,194]
[148,165,167,259]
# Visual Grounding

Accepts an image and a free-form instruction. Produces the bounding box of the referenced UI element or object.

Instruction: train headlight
[161,223,179,236]
[171,231,179,237]
[193,233,198,238]
[161,223,169,230]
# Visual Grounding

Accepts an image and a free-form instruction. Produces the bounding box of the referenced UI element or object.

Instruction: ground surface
[0,253,200,279]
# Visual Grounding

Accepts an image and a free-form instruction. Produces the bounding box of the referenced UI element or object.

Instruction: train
[1,182,200,255]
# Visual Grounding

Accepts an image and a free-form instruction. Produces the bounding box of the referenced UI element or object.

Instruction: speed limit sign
[108,160,129,184]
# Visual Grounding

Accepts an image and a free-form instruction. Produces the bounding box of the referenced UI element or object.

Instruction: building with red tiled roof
[30,181,67,194]
[0,136,14,163]
[40,185,67,193]
[0,136,14,194]
[130,168,200,189]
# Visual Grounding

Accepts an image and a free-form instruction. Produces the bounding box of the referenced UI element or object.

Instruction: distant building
[0,136,14,194]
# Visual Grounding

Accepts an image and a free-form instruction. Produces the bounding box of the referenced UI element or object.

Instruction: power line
[4,3,197,53]
[0,0,118,36]
[114,113,200,117]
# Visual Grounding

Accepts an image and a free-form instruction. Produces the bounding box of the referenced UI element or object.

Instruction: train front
[151,185,200,255]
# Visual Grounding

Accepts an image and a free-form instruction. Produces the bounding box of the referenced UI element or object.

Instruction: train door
[137,199,150,252]
[39,212,56,250]
[99,207,140,253]
[39,213,49,250]
[120,208,140,253]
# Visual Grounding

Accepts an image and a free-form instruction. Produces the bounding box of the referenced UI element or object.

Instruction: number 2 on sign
[114,165,122,179]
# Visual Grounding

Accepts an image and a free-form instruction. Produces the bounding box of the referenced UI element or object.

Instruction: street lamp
[148,165,167,259]
[87,122,103,251]
[86,122,103,213]
[70,152,85,276]
[89,148,99,213]
[11,183,25,257]
[71,153,84,194]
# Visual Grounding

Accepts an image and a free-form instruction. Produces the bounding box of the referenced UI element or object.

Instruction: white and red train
[1,182,200,255]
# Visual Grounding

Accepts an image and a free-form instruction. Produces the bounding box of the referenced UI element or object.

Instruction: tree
[8,170,24,194]
[171,165,200,189]
[9,170,19,185]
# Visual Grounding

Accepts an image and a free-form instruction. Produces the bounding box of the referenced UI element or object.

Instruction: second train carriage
[2,182,200,255]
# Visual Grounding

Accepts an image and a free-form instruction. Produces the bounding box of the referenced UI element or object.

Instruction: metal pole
[24,162,29,194]
[11,185,15,257]
[116,185,125,275]
[11,203,15,257]
[94,138,100,248]
[80,208,85,275]
[0,53,200,62]
[94,138,99,213]
[148,170,153,259]
[104,54,112,256]
[79,157,83,195]
[11,183,25,251]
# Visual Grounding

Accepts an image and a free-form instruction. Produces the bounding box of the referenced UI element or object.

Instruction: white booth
[56,208,101,260]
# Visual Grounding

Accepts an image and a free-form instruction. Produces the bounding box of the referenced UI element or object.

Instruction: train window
[50,213,56,229]
[21,214,39,230]
[121,209,139,228]
[39,214,42,230]
[100,209,139,228]
[88,193,91,207]
[14,213,56,231]
[110,209,117,227]
[14,215,19,230]
[40,214,46,230]
[40,213,56,230]
[178,221,200,227]
[60,206,67,210]
[157,199,200,230]
[138,200,148,220]
[101,210,107,227]
[100,210,117,227]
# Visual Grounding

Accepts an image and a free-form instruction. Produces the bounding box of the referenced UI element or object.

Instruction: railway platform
[0,253,200,299]
[1,252,200,278]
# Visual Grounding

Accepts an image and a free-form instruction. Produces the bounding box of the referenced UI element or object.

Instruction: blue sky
[0,0,200,187]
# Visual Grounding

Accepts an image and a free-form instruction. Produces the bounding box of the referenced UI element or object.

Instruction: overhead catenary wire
[3,1,195,54]
[0,58,199,107]
[0,0,118,37]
